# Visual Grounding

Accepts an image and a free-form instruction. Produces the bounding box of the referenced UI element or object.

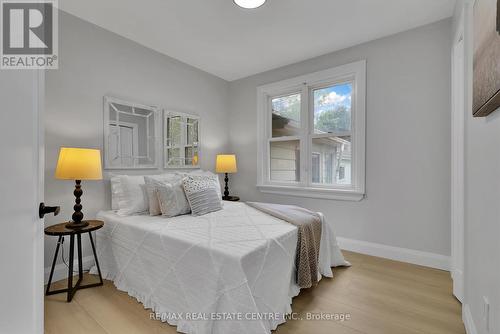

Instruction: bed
[90,201,348,334]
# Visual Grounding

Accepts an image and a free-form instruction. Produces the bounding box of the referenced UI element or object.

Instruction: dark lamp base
[222,173,240,202]
[222,196,240,202]
[67,179,87,229]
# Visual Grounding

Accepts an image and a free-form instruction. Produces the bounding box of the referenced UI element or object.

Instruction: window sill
[256,184,365,201]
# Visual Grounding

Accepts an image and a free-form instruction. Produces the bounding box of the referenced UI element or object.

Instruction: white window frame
[256,60,366,201]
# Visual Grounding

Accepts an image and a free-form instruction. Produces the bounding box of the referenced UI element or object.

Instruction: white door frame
[34,69,45,334]
[451,8,465,303]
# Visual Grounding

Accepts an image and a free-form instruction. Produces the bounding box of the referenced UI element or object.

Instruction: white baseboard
[44,255,95,285]
[337,237,451,271]
[463,304,478,334]
[452,269,464,302]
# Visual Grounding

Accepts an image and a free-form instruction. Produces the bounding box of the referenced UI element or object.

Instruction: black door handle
[39,203,60,219]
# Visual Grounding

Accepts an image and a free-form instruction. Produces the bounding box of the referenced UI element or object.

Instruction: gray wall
[228,19,452,256]
[44,11,230,268]
[456,1,500,332]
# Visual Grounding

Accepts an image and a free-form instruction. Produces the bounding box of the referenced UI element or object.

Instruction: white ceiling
[60,0,456,81]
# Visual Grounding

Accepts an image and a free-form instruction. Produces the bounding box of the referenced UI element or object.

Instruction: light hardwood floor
[45,251,465,334]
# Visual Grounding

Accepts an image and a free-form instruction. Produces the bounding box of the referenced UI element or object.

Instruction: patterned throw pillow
[183,175,223,216]
[176,170,223,199]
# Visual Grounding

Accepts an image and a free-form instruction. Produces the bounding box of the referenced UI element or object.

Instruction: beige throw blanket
[246,202,322,288]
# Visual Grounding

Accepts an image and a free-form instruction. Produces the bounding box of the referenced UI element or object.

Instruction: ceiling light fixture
[234,0,266,9]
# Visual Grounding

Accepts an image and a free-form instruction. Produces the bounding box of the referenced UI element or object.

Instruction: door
[451,25,465,302]
[0,70,45,333]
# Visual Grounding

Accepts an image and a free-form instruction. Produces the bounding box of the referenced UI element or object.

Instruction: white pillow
[155,178,191,217]
[144,174,181,216]
[116,175,149,216]
[110,175,121,210]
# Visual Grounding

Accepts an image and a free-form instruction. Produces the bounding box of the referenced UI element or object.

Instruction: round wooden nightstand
[45,220,104,302]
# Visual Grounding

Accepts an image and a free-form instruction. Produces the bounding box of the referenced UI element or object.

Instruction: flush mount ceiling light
[234,0,266,9]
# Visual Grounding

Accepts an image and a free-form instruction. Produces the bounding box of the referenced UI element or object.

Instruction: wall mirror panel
[164,111,200,168]
[104,96,160,169]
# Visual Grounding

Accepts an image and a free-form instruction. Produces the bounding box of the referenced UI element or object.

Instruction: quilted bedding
[90,202,348,334]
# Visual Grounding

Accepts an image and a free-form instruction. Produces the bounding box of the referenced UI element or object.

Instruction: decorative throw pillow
[115,175,149,216]
[155,179,191,217]
[183,175,223,216]
[144,174,180,216]
[177,170,223,200]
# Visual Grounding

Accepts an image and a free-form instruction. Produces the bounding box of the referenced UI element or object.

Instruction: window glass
[270,140,300,182]
[311,136,351,185]
[312,153,320,183]
[272,94,301,137]
[313,83,352,133]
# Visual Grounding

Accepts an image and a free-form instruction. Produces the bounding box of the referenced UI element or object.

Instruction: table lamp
[216,154,238,201]
[55,148,103,229]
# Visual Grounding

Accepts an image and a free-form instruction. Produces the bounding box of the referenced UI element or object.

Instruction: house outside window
[256,61,366,201]
[312,153,320,183]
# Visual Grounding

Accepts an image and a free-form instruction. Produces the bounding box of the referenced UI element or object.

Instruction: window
[257,61,366,201]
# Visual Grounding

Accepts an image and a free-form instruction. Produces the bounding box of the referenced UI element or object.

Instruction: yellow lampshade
[216,154,237,173]
[55,148,103,180]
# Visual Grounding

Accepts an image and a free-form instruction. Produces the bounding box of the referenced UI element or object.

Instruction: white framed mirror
[103,96,160,169]
[164,110,200,169]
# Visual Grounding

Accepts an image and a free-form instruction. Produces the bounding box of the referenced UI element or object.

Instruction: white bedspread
[90,202,349,334]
